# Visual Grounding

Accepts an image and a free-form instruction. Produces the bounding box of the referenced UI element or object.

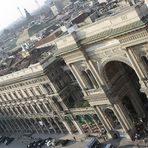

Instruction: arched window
[86,70,98,88]
[81,71,94,89]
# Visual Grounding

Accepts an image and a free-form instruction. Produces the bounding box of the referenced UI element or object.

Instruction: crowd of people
[133,118,148,141]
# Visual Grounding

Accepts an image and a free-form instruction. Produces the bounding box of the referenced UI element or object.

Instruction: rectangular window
[29,88,36,96]
[13,92,18,99]
[33,104,40,113]
[39,104,46,113]
[36,87,42,95]
[18,91,24,98]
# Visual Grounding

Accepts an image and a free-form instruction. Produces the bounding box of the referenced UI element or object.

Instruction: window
[16,107,23,114]
[32,104,40,113]
[8,93,13,100]
[21,106,28,114]
[23,89,29,97]
[39,104,46,113]
[30,88,36,96]
[45,103,51,111]
[13,92,18,99]
[27,105,34,114]
[36,87,42,95]
[42,84,53,94]
[12,107,18,115]
[18,91,23,98]
[3,94,9,101]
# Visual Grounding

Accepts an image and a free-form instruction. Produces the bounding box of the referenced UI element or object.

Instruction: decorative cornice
[55,18,148,56]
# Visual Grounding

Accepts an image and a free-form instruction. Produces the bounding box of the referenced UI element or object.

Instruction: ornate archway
[102,60,147,121]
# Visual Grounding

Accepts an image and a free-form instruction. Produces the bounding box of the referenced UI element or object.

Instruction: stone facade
[0,4,148,140]
[54,4,148,139]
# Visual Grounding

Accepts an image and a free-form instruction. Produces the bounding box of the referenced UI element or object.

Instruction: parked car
[61,139,70,146]
[45,137,53,144]
[45,137,55,147]
[36,139,46,147]
[27,141,36,148]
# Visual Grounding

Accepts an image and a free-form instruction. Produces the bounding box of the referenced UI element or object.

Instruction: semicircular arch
[100,56,134,86]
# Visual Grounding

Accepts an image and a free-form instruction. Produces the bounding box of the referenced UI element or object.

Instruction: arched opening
[105,108,121,129]
[76,115,89,133]
[103,61,148,121]
[54,117,67,133]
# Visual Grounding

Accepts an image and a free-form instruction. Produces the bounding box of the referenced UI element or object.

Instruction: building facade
[0,3,148,140]
[55,4,148,139]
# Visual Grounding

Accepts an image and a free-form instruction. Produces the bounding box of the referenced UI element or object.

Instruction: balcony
[86,88,103,95]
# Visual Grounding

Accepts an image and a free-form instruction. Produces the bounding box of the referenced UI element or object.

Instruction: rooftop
[0,45,55,77]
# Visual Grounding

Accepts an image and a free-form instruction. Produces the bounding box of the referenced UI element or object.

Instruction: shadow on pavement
[63,140,76,147]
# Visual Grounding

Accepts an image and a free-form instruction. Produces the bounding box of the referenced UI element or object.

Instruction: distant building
[50,5,59,16]
[50,0,65,15]
[24,8,33,21]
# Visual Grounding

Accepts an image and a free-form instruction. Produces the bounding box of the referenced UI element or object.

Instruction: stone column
[87,60,104,86]
[69,64,87,95]
[95,106,112,138]
[50,82,57,94]
[47,118,57,133]
[72,119,84,134]
[31,104,38,114]
[36,103,43,113]
[128,88,146,118]
[113,101,133,131]
[63,120,72,134]
[43,103,51,112]
[126,47,145,80]
[91,116,101,132]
